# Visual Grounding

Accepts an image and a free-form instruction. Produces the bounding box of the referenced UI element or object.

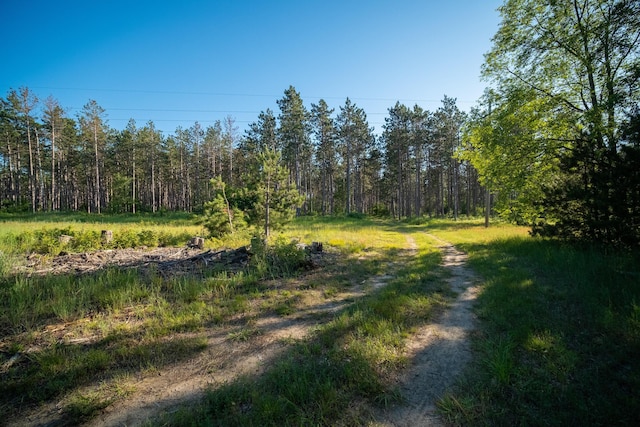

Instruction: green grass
[4,214,637,425]
[431,220,640,425]
[0,213,446,425]
[150,228,446,426]
[0,211,205,256]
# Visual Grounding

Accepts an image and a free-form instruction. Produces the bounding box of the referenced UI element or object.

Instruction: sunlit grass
[423,217,530,246]
[1,213,448,426]
[152,220,447,426]
[284,216,410,254]
[0,212,209,257]
[9,214,633,426]
[2,214,448,425]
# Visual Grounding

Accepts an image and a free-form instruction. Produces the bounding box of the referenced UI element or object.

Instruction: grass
[0,211,205,257]
[430,220,640,425]
[0,213,446,425]
[2,213,638,425]
[150,225,446,426]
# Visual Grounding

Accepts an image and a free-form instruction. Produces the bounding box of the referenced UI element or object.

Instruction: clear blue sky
[1,0,503,136]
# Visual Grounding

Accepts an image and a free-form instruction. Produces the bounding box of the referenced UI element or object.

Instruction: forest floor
[10,234,479,426]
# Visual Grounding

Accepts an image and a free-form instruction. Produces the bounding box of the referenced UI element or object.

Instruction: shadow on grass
[442,236,640,425]
[0,324,208,425]
[1,221,447,426]
[144,243,446,426]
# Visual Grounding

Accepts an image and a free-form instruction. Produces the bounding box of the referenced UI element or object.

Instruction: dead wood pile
[21,246,251,277]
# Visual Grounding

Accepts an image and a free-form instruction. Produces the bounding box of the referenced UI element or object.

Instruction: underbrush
[0,212,205,256]
[1,226,197,256]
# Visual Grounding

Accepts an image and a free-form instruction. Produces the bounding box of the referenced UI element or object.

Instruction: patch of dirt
[373,234,480,427]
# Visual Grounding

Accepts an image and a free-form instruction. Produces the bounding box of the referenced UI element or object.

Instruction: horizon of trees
[0,86,483,220]
[3,1,637,248]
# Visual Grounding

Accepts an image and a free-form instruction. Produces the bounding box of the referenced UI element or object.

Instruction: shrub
[250,236,310,279]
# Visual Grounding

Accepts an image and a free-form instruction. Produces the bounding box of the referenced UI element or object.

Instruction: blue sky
[1,0,503,135]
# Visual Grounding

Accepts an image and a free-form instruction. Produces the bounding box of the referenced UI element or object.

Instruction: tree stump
[188,236,205,249]
[101,230,113,244]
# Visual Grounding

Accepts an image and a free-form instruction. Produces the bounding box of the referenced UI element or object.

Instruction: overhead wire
[26,85,473,133]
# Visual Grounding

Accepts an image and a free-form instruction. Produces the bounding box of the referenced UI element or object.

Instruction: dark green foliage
[242,147,304,238]
[1,84,483,219]
[202,177,247,238]
[249,236,311,279]
[203,193,246,238]
[533,110,640,247]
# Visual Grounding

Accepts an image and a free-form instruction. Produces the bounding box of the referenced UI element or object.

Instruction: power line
[31,85,475,105]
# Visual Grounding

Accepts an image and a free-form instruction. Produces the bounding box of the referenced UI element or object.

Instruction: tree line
[7,0,636,247]
[0,86,484,220]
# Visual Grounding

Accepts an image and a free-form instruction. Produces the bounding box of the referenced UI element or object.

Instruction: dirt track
[10,235,480,426]
[373,234,480,426]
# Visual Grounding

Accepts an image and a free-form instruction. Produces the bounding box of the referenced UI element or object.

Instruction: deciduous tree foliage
[465,0,640,245]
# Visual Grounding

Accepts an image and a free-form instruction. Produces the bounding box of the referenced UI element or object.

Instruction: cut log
[101,230,113,244]
[188,236,205,249]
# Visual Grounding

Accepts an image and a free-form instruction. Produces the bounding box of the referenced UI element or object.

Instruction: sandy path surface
[374,234,480,427]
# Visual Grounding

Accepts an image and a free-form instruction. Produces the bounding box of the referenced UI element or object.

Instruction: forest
[1,1,639,425]
[2,0,639,247]
[0,88,480,221]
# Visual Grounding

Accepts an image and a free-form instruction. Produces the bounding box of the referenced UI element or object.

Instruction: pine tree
[277,86,311,213]
[310,99,337,215]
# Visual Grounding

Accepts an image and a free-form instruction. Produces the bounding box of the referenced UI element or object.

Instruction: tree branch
[506,67,585,113]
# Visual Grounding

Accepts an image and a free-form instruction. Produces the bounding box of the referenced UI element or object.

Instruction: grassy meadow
[0,213,638,425]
